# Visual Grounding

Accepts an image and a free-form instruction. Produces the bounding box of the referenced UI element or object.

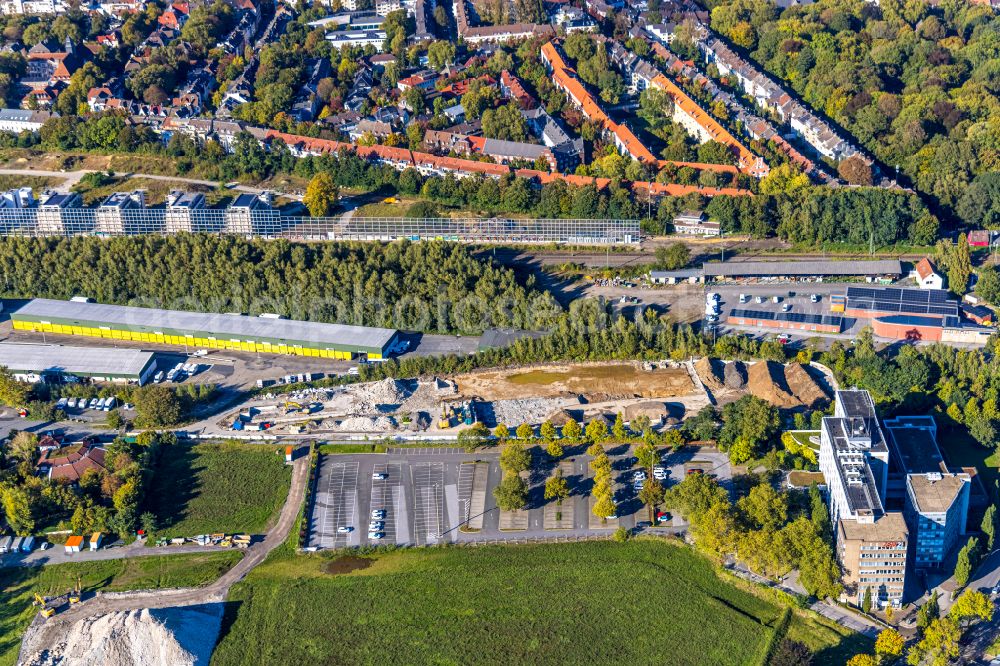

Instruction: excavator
[32,592,55,618]
[69,576,81,605]
[284,401,303,415]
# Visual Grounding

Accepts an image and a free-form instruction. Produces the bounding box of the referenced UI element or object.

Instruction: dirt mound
[694,357,725,391]
[547,408,584,426]
[623,401,668,423]
[724,361,747,390]
[22,605,223,666]
[747,361,800,408]
[784,363,829,408]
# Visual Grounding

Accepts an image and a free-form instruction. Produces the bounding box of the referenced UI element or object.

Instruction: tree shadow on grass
[144,441,201,533]
[812,630,874,664]
[213,599,244,654]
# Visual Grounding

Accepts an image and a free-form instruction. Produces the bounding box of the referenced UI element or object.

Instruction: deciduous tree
[304,172,338,217]
[544,470,569,503]
[493,473,527,511]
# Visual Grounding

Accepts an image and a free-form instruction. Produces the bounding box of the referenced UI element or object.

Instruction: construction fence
[0,209,641,244]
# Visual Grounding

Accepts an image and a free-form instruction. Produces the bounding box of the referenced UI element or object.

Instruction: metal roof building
[703,259,903,278]
[12,299,398,360]
[0,343,157,384]
[845,286,959,319]
[726,308,843,333]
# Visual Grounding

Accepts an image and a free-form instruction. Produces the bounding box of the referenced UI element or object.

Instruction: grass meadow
[212,539,868,665]
[145,441,291,539]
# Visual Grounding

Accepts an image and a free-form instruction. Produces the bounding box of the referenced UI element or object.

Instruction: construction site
[220,361,709,436]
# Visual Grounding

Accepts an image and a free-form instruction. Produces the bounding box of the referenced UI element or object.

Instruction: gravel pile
[338,415,398,432]
[491,396,578,427]
[22,605,223,666]
[724,361,747,390]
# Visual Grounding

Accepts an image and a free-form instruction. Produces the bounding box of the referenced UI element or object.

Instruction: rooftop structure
[883,416,946,476]
[12,298,399,360]
[726,309,843,334]
[37,441,107,482]
[705,260,903,279]
[845,286,959,320]
[907,473,968,515]
[0,343,158,384]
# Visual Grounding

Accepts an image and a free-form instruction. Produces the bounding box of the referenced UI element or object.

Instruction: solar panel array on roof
[846,286,959,318]
[728,308,843,328]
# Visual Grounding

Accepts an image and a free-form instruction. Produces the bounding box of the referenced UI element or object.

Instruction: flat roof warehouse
[703,259,903,278]
[12,299,398,358]
[0,343,155,379]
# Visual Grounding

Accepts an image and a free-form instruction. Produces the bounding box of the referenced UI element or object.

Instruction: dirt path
[18,455,309,654]
[0,168,302,200]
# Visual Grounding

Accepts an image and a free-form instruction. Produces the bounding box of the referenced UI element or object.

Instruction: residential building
[375,0,400,14]
[25,38,84,85]
[968,230,992,248]
[94,191,145,235]
[397,71,438,91]
[36,191,80,234]
[700,36,867,164]
[0,108,53,133]
[913,257,944,291]
[453,0,554,44]
[290,57,333,122]
[499,70,536,110]
[37,440,107,482]
[165,190,207,233]
[0,0,64,14]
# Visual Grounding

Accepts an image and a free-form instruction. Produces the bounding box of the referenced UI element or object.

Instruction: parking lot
[411,463,445,545]
[369,462,405,544]
[308,458,360,549]
[306,445,732,549]
[308,453,458,548]
[706,283,866,342]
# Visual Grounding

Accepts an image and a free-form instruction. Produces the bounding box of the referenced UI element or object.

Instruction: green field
[212,540,868,665]
[145,441,291,539]
[0,551,241,666]
[939,427,1000,489]
[789,431,821,451]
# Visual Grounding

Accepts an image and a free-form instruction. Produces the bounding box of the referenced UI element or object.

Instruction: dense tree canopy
[0,237,559,334]
[709,0,1000,218]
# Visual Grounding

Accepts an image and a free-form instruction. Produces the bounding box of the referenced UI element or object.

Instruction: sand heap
[784,363,829,408]
[23,605,223,666]
[747,362,829,409]
[748,361,798,408]
[694,357,725,391]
